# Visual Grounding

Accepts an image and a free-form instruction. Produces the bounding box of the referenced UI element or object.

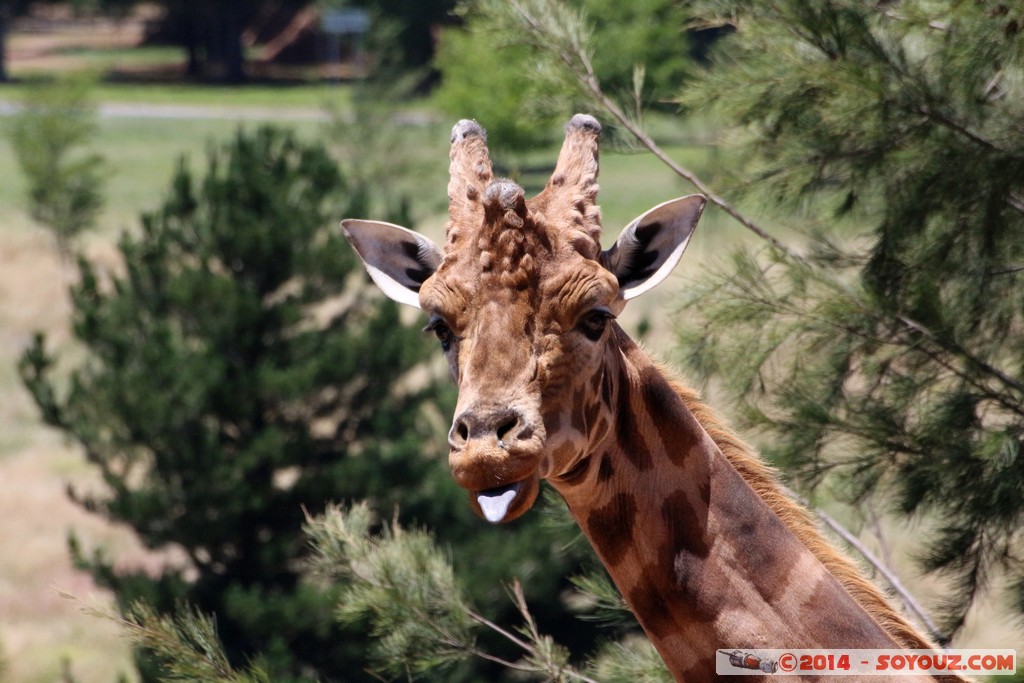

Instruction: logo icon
[724,650,779,674]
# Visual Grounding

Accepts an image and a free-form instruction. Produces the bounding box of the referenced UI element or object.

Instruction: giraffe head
[343,115,705,523]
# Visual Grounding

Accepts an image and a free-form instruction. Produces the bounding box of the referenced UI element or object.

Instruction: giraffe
[342,115,964,681]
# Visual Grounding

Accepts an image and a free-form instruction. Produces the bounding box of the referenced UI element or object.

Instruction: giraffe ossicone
[343,113,705,525]
[342,115,959,681]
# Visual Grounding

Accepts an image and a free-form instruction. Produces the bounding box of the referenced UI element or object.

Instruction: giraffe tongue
[477,483,521,524]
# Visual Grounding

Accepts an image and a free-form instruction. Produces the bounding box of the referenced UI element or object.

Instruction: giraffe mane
[657,366,941,652]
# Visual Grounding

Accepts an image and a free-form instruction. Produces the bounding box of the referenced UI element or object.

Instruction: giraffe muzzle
[447,405,545,523]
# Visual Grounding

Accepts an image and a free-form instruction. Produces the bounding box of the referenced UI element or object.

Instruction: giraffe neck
[549,330,910,681]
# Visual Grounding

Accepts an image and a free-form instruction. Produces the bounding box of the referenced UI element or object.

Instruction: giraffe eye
[577,309,614,341]
[424,317,456,352]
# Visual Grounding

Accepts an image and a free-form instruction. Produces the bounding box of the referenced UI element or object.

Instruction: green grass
[95,117,329,225]
[0,73,763,288]
[0,80,354,109]
[0,114,334,238]
[0,88,746,260]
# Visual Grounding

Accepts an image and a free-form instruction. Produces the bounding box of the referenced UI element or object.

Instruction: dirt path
[7,10,151,72]
[0,231,139,682]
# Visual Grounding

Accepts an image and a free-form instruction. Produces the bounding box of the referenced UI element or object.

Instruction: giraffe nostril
[449,415,470,449]
[450,407,532,451]
[496,418,518,443]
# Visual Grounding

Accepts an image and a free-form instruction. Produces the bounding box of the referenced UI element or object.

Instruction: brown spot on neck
[638,366,701,467]
[554,339,943,676]
[614,373,654,470]
[585,492,637,567]
[660,488,710,562]
[557,453,593,486]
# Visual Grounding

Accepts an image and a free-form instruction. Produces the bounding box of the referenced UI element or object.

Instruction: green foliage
[97,503,669,682]
[345,0,458,70]
[433,0,692,150]
[574,0,691,102]
[587,638,673,683]
[7,74,105,255]
[567,572,632,627]
[433,14,564,149]
[307,503,478,678]
[676,0,1024,637]
[305,502,667,683]
[18,126,445,682]
[326,72,450,225]
[88,601,271,683]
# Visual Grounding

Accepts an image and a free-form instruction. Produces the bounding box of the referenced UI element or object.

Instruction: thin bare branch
[465,608,534,653]
[992,263,1024,276]
[508,0,800,258]
[868,505,896,573]
[1007,195,1024,215]
[782,486,944,642]
[894,314,1024,398]
[466,583,602,683]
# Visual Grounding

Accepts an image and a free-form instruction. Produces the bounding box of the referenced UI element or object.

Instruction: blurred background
[0,1,1021,681]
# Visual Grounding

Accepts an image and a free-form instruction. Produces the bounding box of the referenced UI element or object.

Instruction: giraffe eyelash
[424,316,457,352]
[577,308,615,341]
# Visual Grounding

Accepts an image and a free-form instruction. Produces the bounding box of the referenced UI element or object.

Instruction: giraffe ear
[600,195,706,300]
[341,219,444,309]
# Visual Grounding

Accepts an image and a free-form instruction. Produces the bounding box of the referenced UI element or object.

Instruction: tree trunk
[182,0,204,78]
[0,7,9,83]
[213,1,245,84]
[223,11,245,84]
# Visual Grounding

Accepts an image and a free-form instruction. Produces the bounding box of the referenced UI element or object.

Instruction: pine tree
[672,0,1024,639]
[18,126,452,681]
[7,75,105,258]
[20,123,610,681]
[430,0,1024,644]
[99,501,668,683]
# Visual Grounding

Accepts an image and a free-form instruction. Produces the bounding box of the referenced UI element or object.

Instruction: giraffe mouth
[477,483,521,523]
[473,474,540,524]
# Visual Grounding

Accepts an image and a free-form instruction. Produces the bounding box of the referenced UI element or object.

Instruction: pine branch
[912,105,1001,153]
[568,571,633,625]
[990,263,1024,276]
[491,0,1024,414]
[1007,196,1024,216]
[893,314,1024,401]
[64,594,270,683]
[510,580,602,683]
[501,0,797,259]
[867,505,896,574]
[308,504,604,682]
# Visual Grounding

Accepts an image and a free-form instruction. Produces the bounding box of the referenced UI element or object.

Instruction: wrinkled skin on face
[342,114,705,524]
[418,221,624,522]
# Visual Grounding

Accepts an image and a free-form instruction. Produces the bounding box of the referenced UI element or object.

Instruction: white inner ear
[341,219,444,309]
[603,195,706,300]
[362,262,426,309]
